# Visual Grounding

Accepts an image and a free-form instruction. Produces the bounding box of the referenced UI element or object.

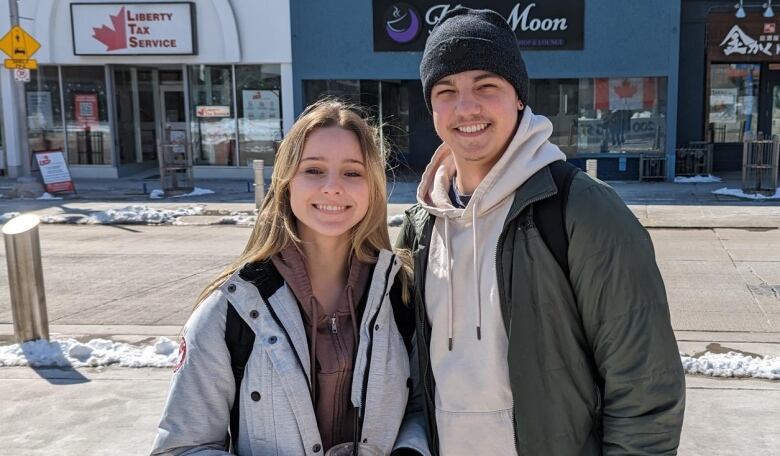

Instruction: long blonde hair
[196,100,393,305]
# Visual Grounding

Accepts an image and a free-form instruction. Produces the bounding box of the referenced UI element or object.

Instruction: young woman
[151,100,428,456]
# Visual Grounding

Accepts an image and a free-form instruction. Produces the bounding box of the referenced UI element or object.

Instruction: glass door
[771,84,780,137]
[114,67,138,165]
[758,64,780,138]
[159,84,188,161]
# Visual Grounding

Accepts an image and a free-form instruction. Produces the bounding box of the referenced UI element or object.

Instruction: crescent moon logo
[386,4,421,44]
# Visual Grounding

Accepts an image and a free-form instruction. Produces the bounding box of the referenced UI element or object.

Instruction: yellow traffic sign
[4,58,38,70]
[0,26,41,60]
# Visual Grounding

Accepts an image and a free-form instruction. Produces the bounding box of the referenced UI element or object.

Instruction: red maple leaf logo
[92,7,127,51]
[614,79,638,99]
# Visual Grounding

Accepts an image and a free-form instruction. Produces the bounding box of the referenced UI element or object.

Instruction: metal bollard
[2,214,49,342]
[253,159,265,209]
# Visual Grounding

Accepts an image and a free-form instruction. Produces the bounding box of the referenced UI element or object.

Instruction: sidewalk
[0,365,776,456]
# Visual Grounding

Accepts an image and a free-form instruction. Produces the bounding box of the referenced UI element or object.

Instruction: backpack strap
[225,302,255,451]
[532,160,580,279]
[224,260,285,450]
[531,161,606,409]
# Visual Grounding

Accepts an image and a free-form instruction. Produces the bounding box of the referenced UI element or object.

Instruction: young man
[396,7,685,456]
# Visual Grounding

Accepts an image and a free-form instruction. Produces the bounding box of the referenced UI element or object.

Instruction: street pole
[253,159,265,209]
[8,0,31,178]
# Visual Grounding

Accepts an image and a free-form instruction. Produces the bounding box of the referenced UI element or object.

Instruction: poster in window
[709,88,738,123]
[74,93,99,123]
[243,90,280,121]
[26,91,54,130]
[242,90,281,141]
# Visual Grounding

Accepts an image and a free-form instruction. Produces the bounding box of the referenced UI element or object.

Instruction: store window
[236,64,283,166]
[707,64,759,143]
[527,77,667,157]
[62,66,112,165]
[26,66,65,157]
[304,79,410,156]
[305,80,361,105]
[189,65,236,166]
[24,66,65,158]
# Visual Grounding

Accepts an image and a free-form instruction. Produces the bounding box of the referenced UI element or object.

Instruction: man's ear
[517,99,525,111]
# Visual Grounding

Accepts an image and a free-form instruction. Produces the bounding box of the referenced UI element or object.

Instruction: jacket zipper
[495,191,555,453]
[331,314,338,334]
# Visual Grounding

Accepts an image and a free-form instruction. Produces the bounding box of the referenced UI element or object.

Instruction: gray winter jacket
[151,250,430,456]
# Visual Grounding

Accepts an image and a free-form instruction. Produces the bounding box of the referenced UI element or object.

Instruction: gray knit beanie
[420,6,528,113]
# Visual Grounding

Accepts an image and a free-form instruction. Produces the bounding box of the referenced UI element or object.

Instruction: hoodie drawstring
[444,189,483,350]
[472,204,482,340]
[444,217,454,351]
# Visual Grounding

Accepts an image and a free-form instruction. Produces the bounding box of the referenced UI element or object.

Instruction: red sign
[34,150,75,194]
[196,105,231,117]
[72,3,196,55]
[74,93,99,123]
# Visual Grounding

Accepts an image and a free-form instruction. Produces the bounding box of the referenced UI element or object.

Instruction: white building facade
[0,0,293,179]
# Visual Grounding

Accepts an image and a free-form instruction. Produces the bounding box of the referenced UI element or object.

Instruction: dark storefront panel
[304,79,421,167]
[406,80,438,169]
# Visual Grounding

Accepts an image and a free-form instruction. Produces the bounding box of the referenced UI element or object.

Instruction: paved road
[2,221,778,335]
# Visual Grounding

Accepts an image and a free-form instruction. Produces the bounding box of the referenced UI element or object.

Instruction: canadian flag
[594,78,657,111]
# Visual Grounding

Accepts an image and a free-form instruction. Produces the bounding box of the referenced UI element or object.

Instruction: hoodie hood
[416,106,566,349]
[417,106,566,221]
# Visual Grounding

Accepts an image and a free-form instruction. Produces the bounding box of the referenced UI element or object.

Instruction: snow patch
[0,337,180,368]
[40,205,205,225]
[674,175,722,183]
[2,338,778,378]
[216,213,256,226]
[177,187,215,197]
[681,351,780,380]
[712,187,780,200]
[1,212,21,223]
[149,187,215,199]
[37,192,62,200]
[388,214,405,227]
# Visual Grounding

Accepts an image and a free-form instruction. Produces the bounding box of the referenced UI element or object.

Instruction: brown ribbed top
[271,246,371,451]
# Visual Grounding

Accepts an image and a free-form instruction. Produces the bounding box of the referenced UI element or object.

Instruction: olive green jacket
[396,164,686,455]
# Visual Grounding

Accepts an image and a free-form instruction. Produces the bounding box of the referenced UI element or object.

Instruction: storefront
[292,0,681,179]
[679,2,780,172]
[0,0,292,179]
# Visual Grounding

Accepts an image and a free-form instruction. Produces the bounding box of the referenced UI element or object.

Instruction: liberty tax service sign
[34,151,75,193]
[71,2,196,55]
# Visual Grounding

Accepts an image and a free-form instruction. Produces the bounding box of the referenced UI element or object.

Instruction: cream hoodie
[416,107,566,456]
